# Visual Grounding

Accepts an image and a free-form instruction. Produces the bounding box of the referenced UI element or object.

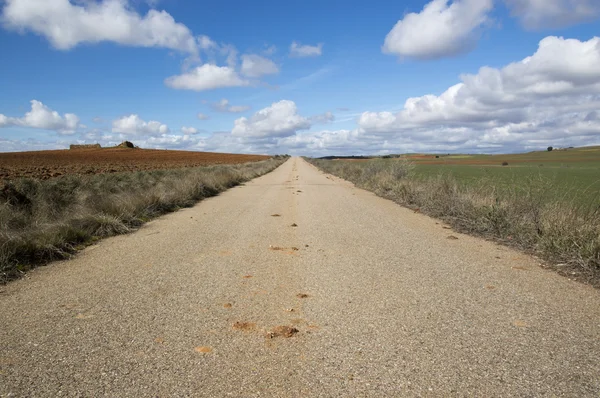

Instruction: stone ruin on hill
[117,141,136,149]
[69,144,101,150]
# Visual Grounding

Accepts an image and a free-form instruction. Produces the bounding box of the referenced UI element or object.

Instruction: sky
[0,0,599,156]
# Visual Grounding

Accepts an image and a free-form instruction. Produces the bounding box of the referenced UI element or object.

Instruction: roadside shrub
[502,161,509,166]
[306,157,600,286]
[0,158,286,283]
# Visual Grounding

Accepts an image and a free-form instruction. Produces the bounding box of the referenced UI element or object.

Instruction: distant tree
[547,146,553,152]
[502,161,509,166]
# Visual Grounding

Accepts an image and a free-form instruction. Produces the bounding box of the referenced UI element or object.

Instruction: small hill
[117,141,136,149]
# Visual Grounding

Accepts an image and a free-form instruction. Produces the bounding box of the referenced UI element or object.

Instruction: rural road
[1,157,599,397]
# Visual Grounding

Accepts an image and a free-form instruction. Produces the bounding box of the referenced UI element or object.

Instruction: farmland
[0,147,285,282]
[308,147,600,286]
[333,147,600,205]
[408,147,600,205]
[0,146,271,184]
[406,146,600,166]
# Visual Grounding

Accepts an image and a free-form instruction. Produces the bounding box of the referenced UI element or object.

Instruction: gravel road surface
[1,157,599,397]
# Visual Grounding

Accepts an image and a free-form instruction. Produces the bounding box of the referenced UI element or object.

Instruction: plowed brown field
[0,148,270,182]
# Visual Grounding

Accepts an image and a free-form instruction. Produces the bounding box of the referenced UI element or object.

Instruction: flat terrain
[410,148,600,205]
[0,148,270,183]
[406,146,600,166]
[336,147,600,205]
[1,157,599,396]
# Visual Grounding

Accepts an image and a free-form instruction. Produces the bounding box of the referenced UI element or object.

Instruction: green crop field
[407,147,600,206]
[310,147,600,281]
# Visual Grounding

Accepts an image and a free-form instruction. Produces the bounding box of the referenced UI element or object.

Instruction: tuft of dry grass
[0,158,287,283]
[308,158,600,287]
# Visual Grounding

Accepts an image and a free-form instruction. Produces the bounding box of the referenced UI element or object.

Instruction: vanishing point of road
[1,157,599,397]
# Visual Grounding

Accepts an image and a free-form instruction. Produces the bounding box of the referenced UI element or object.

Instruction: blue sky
[0,0,599,155]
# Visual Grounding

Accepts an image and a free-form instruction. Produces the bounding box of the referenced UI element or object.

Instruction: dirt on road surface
[1,157,599,396]
[0,147,270,183]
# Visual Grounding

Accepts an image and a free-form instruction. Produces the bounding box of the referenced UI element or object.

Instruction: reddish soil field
[409,157,598,166]
[0,148,271,183]
[334,151,600,166]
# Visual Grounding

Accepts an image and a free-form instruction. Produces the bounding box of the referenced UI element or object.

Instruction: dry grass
[308,158,600,287]
[0,158,287,283]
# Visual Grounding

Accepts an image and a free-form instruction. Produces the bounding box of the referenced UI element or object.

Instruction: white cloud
[112,114,170,135]
[220,44,239,68]
[359,36,600,151]
[505,0,600,29]
[197,112,210,120]
[165,64,249,91]
[231,100,311,138]
[197,34,217,50]
[142,133,204,148]
[74,129,208,151]
[1,0,198,54]
[289,41,323,57]
[0,100,81,134]
[382,0,493,60]
[0,138,66,152]
[283,129,386,156]
[0,114,10,127]
[210,99,250,113]
[240,54,279,77]
[181,126,199,134]
[97,36,600,155]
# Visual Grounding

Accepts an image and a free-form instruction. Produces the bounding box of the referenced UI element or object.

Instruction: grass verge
[0,157,287,283]
[307,158,600,287]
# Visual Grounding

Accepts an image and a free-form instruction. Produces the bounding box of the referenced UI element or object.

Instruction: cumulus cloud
[220,44,239,68]
[82,37,600,156]
[0,138,66,152]
[1,0,198,54]
[0,100,81,134]
[76,128,208,151]
[231,100,311,138]
[141,133,205,149]
[165,64,249,91]
[278,129,361,153]
[240,54,279,77]
[197,34,217,50]
[289,41,323,57]
[94,35,600,156]
[181,126,200,134]
[112,114,170,135]
[360,36,600,151]
[210,99,250,113]
[505,0,600,29]
[197,113,210,120]
[383,0,493,60]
